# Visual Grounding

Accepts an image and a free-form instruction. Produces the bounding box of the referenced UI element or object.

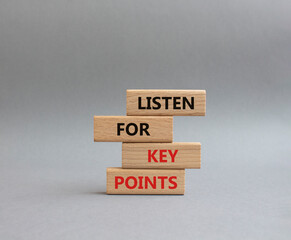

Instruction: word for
[117,123,150,136]
[138,96,194,110]
[115,176,177,189]
[148,150,178,162]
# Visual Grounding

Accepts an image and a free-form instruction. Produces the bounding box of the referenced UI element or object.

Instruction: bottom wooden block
[107,167,185,195]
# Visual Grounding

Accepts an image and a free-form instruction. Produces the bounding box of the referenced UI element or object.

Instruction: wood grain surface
[94,116,173,142]
[107,167,185,195]
[126,89,206,116]
[122,142,201,169]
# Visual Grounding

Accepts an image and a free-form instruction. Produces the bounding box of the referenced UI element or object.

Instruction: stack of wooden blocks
[94,89,206,195]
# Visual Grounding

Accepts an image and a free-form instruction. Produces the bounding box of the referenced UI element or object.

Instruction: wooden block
[94,116,173,142]
[122,142,201,169]
[107,167,185,195]
[126,89,206,116]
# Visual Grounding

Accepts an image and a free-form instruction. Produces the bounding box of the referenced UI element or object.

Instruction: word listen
[115,176,177,189]
[148,149,178,162]
[138,96,194,110]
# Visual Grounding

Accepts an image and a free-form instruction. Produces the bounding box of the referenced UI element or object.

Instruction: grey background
[1,1,290,239]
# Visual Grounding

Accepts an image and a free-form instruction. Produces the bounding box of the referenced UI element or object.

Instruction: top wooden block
[126,89,206,116]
